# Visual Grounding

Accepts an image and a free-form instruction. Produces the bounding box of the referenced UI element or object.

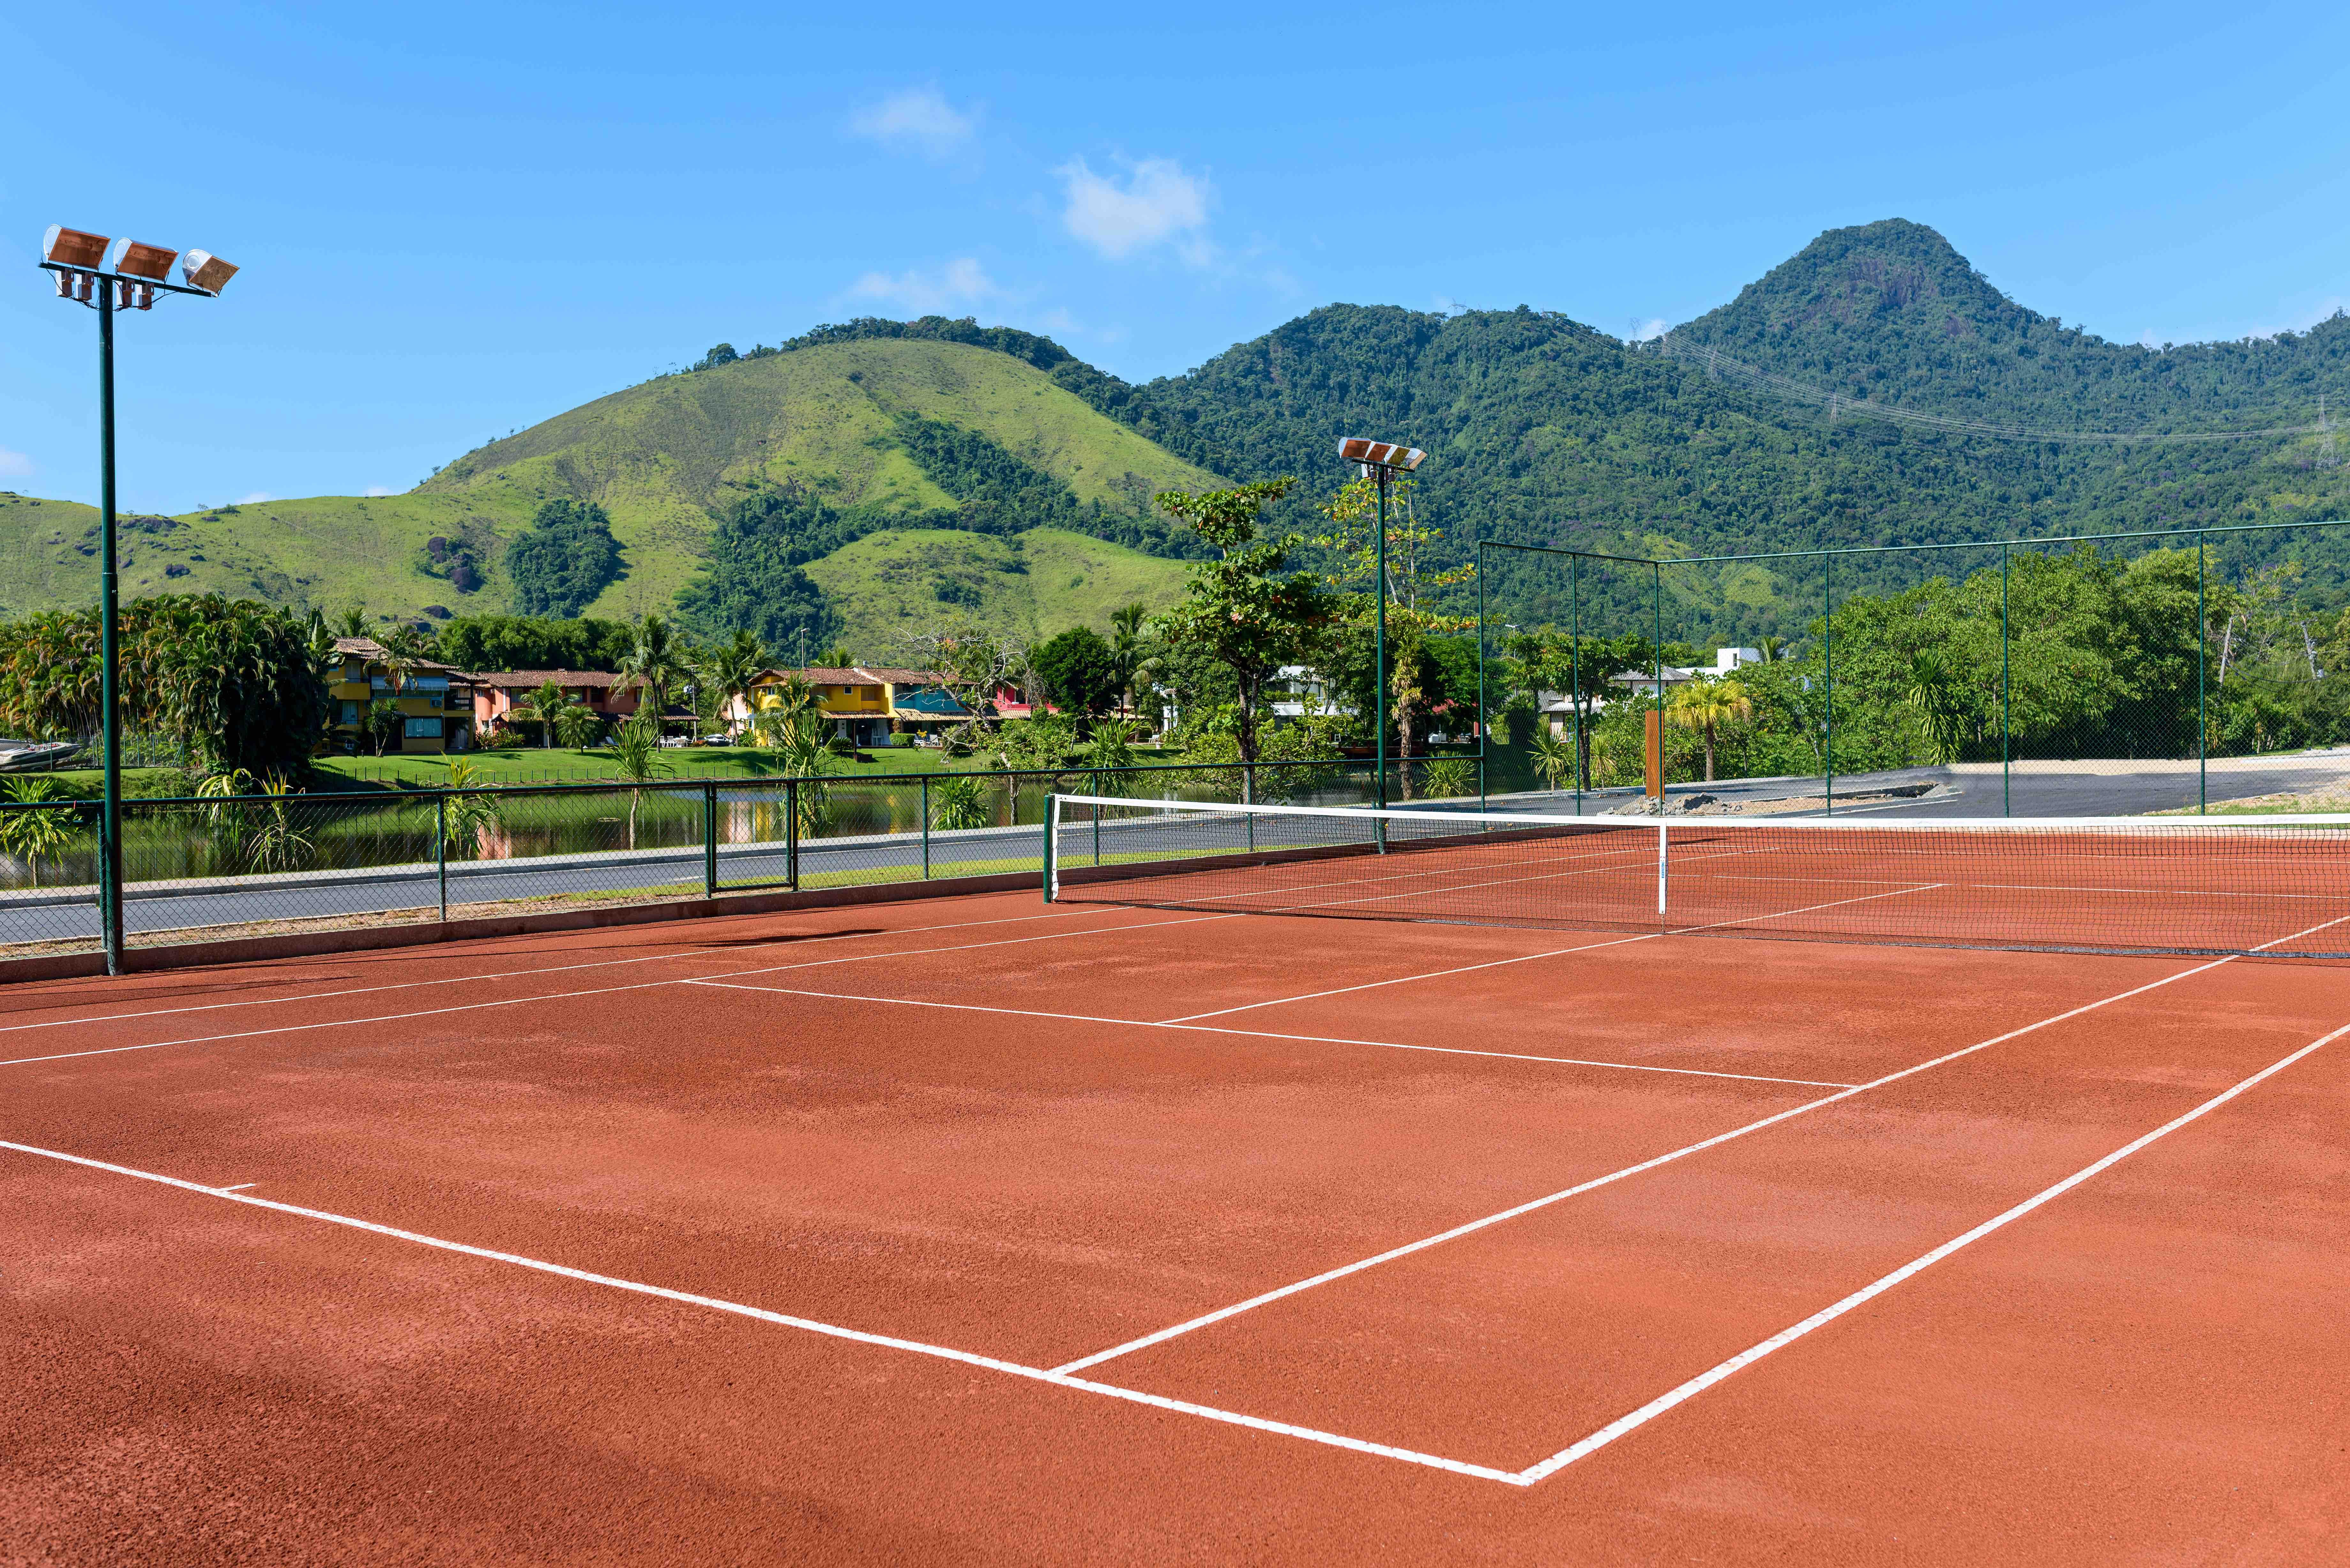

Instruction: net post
[1656,814,1668,919]
[1244,764,1256,852]
[1093,769,1103,865]
[1570,550,1583,811]
[921,774,931,877]
[702,781,718,899]
[786,779,800,892]
[1042,793,1058,902]
[435,793,448,922]
[1651,561,1664,809]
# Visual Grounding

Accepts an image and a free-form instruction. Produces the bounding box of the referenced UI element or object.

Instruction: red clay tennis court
[4,807,2347,1562]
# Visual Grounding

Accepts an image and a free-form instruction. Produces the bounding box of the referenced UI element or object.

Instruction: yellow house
[740,665,964,747]
[325,637,477,755]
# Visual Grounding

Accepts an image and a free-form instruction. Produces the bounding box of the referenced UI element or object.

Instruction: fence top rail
[1478,514,2350,572]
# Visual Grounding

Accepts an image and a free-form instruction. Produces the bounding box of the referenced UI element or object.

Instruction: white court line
[1514,1016,2350,1483]
[0,1138,1521,1485]
[0,911,1232,1072]
[218,1183,257,1192]
[681,982,1855,1088]
[1049,912,2350,1376]
[1159,881,1943,1025]
[0,904,1136,1038]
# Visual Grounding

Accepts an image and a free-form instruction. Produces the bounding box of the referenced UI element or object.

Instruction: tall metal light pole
[38,226,238,975]
[1338,437,1425,811]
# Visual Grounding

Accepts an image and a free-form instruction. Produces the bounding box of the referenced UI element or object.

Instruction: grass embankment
[307,744,1187,789]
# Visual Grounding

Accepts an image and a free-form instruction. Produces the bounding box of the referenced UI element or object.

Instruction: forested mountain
[1032,220,2350,637]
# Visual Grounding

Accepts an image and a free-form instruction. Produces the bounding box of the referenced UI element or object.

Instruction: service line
[1050,911,2350,1375]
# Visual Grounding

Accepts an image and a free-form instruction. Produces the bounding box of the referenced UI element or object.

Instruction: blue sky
[3,0,2346,513]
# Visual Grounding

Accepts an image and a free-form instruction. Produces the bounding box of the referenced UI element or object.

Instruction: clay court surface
[4,883,2347,1563]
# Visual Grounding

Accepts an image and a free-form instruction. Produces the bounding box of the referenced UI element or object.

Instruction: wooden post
[1644,708,1664,802]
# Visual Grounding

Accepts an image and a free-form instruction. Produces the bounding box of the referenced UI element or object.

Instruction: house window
[403,717,443,740]
[340,701,360,727]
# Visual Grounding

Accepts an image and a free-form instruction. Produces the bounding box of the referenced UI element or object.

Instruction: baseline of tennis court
[4,886,2345,1564]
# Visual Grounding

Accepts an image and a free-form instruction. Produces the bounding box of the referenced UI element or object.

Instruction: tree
[672,489,841,650]
[619,613,689,724]
[1107,601,1149,720]
[506,497,624,617]
[0,777,84,889]
[514,681,569,750]
[1316,472,1474,797]
[1152,479,1331,767]
[696,629,768,740]
[363,698,404,757]
[1665,676,1753,783]
[892,619,1024,752]
[440,760,505,861]
[0,596,329,781]
[1030,627,1120,723]
[553,699,603,750]
[609,708,669,847]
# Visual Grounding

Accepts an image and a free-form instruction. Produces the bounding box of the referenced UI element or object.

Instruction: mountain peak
[1684,218,2035,345]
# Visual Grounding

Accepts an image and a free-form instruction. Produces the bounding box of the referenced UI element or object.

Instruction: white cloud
[1035,307,1081,339]
[1057,157,1212,264]
[0,448,32,480]
[843,256,999,315]
[851,87,976,158]
[364,485,397,497]
[234,491,273,505]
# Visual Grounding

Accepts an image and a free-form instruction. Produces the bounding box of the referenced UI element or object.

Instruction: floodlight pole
[95,283,124,970]
[1372,463,1390,810]
[41,256,224,976]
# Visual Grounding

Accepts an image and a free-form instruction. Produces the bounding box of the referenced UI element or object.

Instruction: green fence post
[921,774,931,878]
[1570,549,1583,810]
[702,781,718,899]
[435,793,448,922]
[2001,544,2011,817]
[2197,532,2208,814]
[1093,769,1103,865]
[1476,540,1489,819]
[786,779,800,892]
[1823,554,1835,816]
[1243,763,1255,852]
[1652,561,1664,814]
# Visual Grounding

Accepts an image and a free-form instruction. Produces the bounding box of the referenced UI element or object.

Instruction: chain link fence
[1481,517,2350,821]
[0,758,1415,960]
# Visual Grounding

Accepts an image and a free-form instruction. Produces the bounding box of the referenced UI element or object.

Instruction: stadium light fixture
[37,224,240,975]
[1338,436,1428,811]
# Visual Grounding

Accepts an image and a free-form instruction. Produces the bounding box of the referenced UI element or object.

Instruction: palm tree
[697,629,768,741]
[553,699,603,750]
[1665,676,1752,784]
[609,708,670,848]
[1108,601,1148,722]
[1527,725,1579,792]
[515,680,569,750]
[619,614,689,735]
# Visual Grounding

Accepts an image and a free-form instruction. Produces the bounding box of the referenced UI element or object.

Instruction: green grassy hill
[0,336,1223,633]
[802,525,1190,652]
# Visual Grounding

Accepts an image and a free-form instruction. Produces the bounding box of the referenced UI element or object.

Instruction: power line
[1651,335,2340,445]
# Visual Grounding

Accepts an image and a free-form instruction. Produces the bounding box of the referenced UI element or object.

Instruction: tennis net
[1043,795,2350,959]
